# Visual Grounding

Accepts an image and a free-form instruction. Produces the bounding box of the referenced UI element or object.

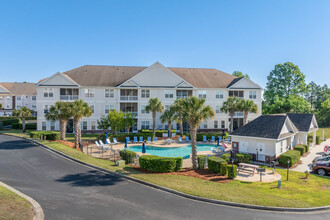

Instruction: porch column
[313,130,316,146]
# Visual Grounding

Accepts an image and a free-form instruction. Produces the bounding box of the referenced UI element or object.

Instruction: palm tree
[145,98,164,137]
[238,99,258,125]
[45,101,73,141]
[123,112,136,134]
[71,100,92,149]
[13,107,32,133]
[160,107,176,137]
[181,97,214,170]
[221,96,240,132]
[172,98,186,137]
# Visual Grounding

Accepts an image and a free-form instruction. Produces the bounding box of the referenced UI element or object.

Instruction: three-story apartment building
[36,62,263,132]
[0,82,37,116]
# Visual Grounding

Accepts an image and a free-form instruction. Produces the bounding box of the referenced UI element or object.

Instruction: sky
[0,0,330,88]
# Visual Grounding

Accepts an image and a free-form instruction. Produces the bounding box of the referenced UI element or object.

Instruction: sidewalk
[291,138,330,172]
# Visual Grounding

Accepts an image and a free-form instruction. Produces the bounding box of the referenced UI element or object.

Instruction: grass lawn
[316,127,330,140]
[1,130,330,208]
[0,185,34,220]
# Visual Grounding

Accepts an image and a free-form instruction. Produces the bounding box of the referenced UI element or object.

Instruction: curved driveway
[0,134,328,220]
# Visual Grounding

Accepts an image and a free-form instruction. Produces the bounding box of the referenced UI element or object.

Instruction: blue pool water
[126,144,222,159]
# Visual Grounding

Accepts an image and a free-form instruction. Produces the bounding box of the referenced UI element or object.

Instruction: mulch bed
[132,167,232,183]
[302,151,310,157]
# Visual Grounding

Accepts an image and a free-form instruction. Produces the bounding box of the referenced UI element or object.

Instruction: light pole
[287,159,290,181]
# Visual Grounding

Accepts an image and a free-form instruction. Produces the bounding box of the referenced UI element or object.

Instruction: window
[216,105,221,114]
[0,96,2,100]
[198,91,207,99]
[141,89,150,98]
[7,96,10,100]
[32,96,36,100]
[17,96,21,100]
[214,120,218,129]
[32,104,36,108]
[91,121,96,130]
[165,90,174,98]
[60,88,79,100]
[280,141,283,153]
[141,105,149,114]
[229,90,244,98]
[176,90,192,99]
[43,88,53,97]
[85,89,95,98]
[44,105,49,114]
[82,121,87,130]
[249,91,256,99]
[204,121,208,129]
[6,104,9,108]
[90,105,94,114]
[141,121,150,130]
[201,121,207,129]
[105,104,115,114]
[221,120,225,129]
[42,121,46,130]
[216,91,223,99]
[105,89,114,98]
[50,121,55,131]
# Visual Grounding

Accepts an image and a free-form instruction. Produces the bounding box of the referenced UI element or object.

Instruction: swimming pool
[126,144,222,159]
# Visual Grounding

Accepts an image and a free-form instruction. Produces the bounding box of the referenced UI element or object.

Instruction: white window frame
[221,120,225,129]
[50,121,55,131]
[17,96,21,101]
[141,89,150,98]
[82,121,88,130]
[165,90,174,98]
[216,105,221,114]
[91,121,96,130]
[42,121,47,130]
[105,89,114,98]
[216,90,223,99]
[141,105,149,114]
[85,89,95,98]
[105,104,115,114]
[249,91,257,99]
[214,120,218,129]
[141,121,150,130]
[198,90,207,99]
[32,96,36,100]
[43,88,53,98]
[90,105,94,114]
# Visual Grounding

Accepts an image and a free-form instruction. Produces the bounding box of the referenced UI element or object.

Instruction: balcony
[123,112,138,117]
[230,111,244,117]
[60,95,79,100]
[120,96,138,101]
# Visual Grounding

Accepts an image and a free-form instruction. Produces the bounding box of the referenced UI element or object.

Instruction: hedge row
[294,145,305,156]
[279,150,301,167]
[222,153,230,162]
[30,131,60,141]
[119,150,137,164]
[12,123,37,130]
[0,118,19,126]
[0,116,36,120]
[0,122,3,130]
[141,129,177,137]
[139,155,183,173]
[307,135,321,145]
[197,155,207,169]
[227,164,237,179]
[188,132,229,142]
[208,156,227,175]
[235,153,252,163]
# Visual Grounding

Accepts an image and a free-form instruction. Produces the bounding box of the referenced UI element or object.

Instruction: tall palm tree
[238,99,258,125]
[181,97,214,170]
[160,107,176,137]
[123,112,136,134]
[71,100,92,149]
[145,98,164,137]
[172,98,186,137]
[13,107,32,133]
[45,101,73,141]
[221,96,240,132]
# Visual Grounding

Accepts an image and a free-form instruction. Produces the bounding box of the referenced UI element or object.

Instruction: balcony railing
[230,111,244,117]
[120,96,138,101]
[60,95,79,100]
[123,112,138,117]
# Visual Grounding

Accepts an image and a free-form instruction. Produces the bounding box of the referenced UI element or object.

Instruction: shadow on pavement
[56,170,124,187]
[0,140,36,150]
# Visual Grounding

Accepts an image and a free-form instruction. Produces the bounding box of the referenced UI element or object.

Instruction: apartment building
[0,82,37,116]
[36,62,263,132]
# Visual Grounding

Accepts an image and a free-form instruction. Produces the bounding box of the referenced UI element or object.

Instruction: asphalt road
[0,134,328,220]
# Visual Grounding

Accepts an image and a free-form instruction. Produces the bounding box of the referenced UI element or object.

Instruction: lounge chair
[178,137,183,143]
[210,136,215,142]
[203,136,207,142]
[126,137,131,143]
[218,136,222,142]
[98,140,110,150]
[133,136,138,143]
[147,137,151,143]
[113,138,121,144]
[186,136,191,142]
[99,140,109,146]
[106,138,113,145]
[152,137,157,143]
[95,141,101,147]
[139,136,143,143]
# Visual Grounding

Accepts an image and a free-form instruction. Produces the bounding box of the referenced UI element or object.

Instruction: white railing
[229,111,244,117]
[120,96,138,101]
[60,95,79,100]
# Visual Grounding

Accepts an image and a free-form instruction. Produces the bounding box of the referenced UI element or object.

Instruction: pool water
[126,144,222,159]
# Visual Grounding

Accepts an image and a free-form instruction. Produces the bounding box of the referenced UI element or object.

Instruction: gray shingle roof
[287,113,316,132]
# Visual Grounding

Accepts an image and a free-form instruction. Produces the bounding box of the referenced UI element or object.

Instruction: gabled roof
[38,64,239,88]
[0,82,36,95]
[226,77,244,88]
[231,115,289,139]
[287,113,318,132]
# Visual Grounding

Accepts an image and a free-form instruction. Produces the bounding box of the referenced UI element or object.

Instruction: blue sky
[1,0,329,88]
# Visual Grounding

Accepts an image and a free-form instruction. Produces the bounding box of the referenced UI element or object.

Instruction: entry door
[257,143,266,161]
[66,119,74,133]
[232,142,239,153]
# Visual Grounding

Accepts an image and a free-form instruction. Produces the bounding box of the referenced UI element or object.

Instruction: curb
[3,134,330,213]
[0,181,45,220]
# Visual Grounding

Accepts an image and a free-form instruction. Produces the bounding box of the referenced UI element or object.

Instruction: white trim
[0,85,10,94]
[227,77,263,90]
[118,80,140,88]
[175,81,194,88]
[36,72,80,87]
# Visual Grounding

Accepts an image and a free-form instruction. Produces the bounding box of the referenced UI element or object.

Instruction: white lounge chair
[106,138,113,145]
[113,138,121,144]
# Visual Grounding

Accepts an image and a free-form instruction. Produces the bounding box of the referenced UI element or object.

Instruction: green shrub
[14,123,37,130]
[45,132,60,141]
[222,153,230,162]
[0,122,3,130]
[220,161,227,175]
[208,156,225,173]
[139,155,182,173]
[97,133,155,143]
[294,145,306,156]
[235,153,252,163]
[197,155,207,169]
[140,129,176,137]
[29,131,60,141]
[0,118,19,126]
[279,150,301,167]
[308,135,321,145]
[119,150,137,164]
[0,116,36,121]
[303,144,309,153]
[227,164,237,179]
[12,123,20,129]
